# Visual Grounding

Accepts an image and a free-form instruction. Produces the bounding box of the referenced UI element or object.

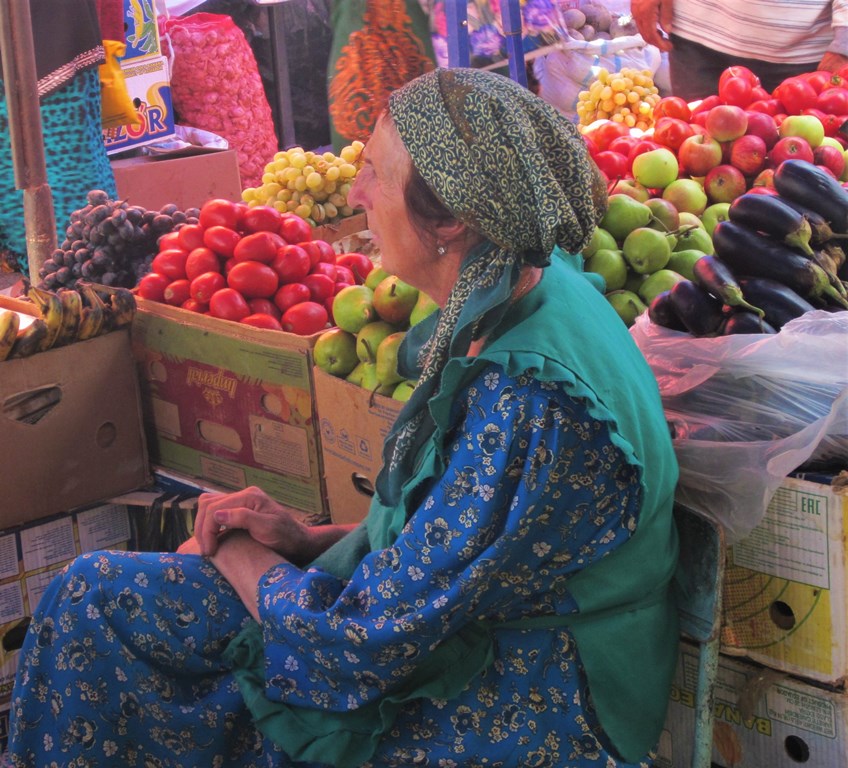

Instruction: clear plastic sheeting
[630,310,848,543]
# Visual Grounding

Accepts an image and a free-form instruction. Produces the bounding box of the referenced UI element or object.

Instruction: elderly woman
[5,69,678,767]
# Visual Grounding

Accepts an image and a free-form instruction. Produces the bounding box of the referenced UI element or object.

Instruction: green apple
[313,328,359,377]
[355,320,396,363]
[373,275,419,325]
[622,228,672,275]
[333,284,376,334]
[701,202,731,238]
[820,136,844,151]
[662,178,708,216]
[632,148,679,189]
[779,114,825,148]
[375,331,407,387]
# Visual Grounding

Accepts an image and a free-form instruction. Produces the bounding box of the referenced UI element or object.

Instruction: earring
[436,244,447,256]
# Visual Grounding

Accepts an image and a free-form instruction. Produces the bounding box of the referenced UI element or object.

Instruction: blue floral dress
[6,366,653,767]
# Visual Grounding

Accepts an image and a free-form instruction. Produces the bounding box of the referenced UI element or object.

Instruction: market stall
[0,0,846,765]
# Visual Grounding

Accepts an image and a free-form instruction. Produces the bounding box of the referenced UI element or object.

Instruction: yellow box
[722,473,848,685]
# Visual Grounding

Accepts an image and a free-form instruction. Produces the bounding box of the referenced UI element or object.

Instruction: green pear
[599,194,653,242]
[392,379,417,401]
[375,331,407,386]
[701,202,731,238]
[364,265,391,291]
[332,284,376,334]
[605,290,647,327]
[645,198,680,234]
[583,226,619,259]
[624,271,645,294]
[678,212,705,230]
[356,320,396,363]
[666,249,707,281]
[638,269,687,305]
[409,291,439,326]
[673,226,714,255]
[347,361,393,394]
[622,228,672,275]
[313,328,359,377]
[584,248,628,291]
[373,276,419,325]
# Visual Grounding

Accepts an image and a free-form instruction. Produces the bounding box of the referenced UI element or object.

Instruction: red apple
[729,134,768,176]
[744,111,779,149]
[705,105,749,142]
[678,133,724,176]
[813,144,847,178]
[589,121,631,151]
[779,114,825,148]
[752,168,775,188]
[593,150,630,180]
[746,185,779,196]
[653,117,695,151]
[607,135,642,158]
[816,164,839,179]
[769,135,815,166]
[704,164,747,203]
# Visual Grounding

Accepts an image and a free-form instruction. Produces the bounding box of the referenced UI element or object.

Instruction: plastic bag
[533,34,662,119]
[99,40,140,129]
[630,310,848,543]
[159,12,278,188]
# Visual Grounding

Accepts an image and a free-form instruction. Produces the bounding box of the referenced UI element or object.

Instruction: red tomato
[185,247,221,281]
[817,87,848,116]
[592,150,630,179]
[271,244,311,283]
[718,76,753,108]
[302,273,335,303]
[719,66,760,89]
[749,86,771,102]
[273,282,311,314]
[232,231,285,264]
[773,77,818,114]
[136,272,170,302]
[163,279,192,307]
[223,257,237,275]
[240,312,283,331]
[240,205,282,234]
[181,298,207,313]
[820,113,847,137]
[299,239,336,266]
[151,248,189,281]
[279,213,313,244]
[208,287,251,322]
[310,262,338,280]
[334,264,356,285]
[190,271,227,303]
[652,96,692,122]
[690,94,722,115]
[203,226,242,258]
[198,198,241,230]
[626,139,662,166]
[280,301,328,335]
[335,252,373,283]
[801,70,844,93]
[747,99,783,116]
[176,223,205,252]
[226,260,279,299]
[802,107,828,122]
[652,117,695,151]
[588,120,630,151]
[248,298,281,320]
[583,133,599,158]
[156,231,182,251]
[606,135,641,157]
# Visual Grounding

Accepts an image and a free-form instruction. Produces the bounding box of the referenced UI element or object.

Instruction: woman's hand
[192,486,309,559]
[631,0,674,52]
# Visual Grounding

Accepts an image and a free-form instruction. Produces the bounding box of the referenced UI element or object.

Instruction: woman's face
[348,117,437,292]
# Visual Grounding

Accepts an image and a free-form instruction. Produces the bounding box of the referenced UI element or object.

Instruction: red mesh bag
[160,13,278,188]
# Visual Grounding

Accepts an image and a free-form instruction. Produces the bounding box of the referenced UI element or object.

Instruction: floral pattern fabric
[7,365,652,767]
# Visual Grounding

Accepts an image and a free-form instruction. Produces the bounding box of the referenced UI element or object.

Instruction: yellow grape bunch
[576,67,661,130]
[241,142,365,226]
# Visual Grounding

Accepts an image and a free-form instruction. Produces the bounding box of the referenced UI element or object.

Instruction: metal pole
[0,0,56,282]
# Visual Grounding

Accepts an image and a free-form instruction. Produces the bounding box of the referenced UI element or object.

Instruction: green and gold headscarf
[376,67,607,508]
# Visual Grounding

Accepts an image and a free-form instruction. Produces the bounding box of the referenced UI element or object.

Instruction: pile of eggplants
[648,159,848,337]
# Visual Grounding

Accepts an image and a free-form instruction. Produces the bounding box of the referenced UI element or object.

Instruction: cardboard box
[121,0,163,62]
[657,641,848,768]
[131,300,326,516]
[111,148,242,211]
[0,327,151,528]
[721,473,848,685]
[104,55,176,155]
[0,503,136,707]
[313,367,403,525]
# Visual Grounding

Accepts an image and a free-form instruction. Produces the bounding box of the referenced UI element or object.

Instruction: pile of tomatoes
[135,198,373,335]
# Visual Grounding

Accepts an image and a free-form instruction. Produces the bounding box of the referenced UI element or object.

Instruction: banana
[89,284,136,328]
[0,309,21,362]
[22,279,63,350]
[76,283,108,341]
[53,289,83,347]
[9,319,48,359]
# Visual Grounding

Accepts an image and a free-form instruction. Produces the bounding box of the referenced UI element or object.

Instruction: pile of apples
[314,269,438,401]
[135,198,375,336]
[584,65,848,207]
